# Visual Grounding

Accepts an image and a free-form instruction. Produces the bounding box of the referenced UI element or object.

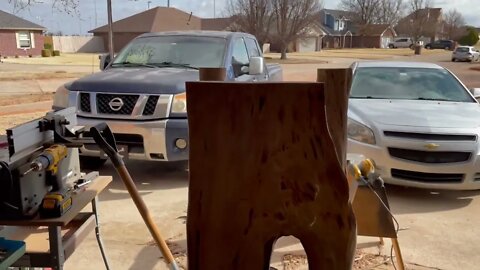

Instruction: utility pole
[148,1,152,9]
[107,0,114,60]
[167,0,170,7]
[213,0,216,18]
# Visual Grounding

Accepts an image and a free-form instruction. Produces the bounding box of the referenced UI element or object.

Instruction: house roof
[355,24,396,36]
[89,7,201,33]
[0,9,45,30]
[201,17,236,31]
[321,9,354,20]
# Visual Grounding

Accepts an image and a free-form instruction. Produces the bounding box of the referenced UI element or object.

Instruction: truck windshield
[111,35,226,69]
[350,67,474,102]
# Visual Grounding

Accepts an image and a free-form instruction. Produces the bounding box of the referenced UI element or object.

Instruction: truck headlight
[171,92,187,114]
[347,118,375,145]
[52,85,69,110]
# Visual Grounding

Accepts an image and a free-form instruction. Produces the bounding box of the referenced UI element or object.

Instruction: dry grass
[0,71,88,81]
[2,53,100,66]
[265,48,446,61]
[0,93,53,107]
[0,111,48,135]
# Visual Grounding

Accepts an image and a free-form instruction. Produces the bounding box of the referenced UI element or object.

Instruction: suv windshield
[111,35,227,69]
[350,67,474,102]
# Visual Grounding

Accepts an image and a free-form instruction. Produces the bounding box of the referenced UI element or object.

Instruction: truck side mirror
[249,57,264,75]
[99,54,111,71]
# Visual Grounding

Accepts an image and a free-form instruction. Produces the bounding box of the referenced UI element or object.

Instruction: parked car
[52,31,283,168]
[348,61,480,190]
[388,38,413,49]
[452,46,480,62]
[424,40,455,50]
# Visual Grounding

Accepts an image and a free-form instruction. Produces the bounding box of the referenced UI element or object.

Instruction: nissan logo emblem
[109,97,124,111]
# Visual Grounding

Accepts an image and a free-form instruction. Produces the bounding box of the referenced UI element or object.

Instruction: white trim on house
[30,32,35,48]
[16,31,32,49]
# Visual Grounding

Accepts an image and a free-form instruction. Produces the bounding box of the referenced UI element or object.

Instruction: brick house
[395,8,444,43]
[0,10,46,57]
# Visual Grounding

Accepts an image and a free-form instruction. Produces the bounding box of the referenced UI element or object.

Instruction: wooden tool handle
[116,165,179,270]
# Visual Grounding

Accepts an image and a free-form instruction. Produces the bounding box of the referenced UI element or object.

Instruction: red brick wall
[0,30,44,57]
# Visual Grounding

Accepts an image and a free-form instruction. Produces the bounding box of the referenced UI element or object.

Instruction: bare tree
[226,0,274,46]
[407,0,431,41]
[7,0,79,14]
[340,0,381,24]
[377,0,405,25]
[443,9,465,40]
[340,0,404,25]
[272,0,322,59]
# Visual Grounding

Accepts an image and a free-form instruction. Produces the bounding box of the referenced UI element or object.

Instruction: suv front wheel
[388,44,395,49]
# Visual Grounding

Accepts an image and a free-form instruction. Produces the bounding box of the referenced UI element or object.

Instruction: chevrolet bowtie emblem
[424,143,440,150]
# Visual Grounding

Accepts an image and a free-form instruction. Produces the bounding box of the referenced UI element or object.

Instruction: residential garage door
[298,37,317,52]
[381,37,392,48]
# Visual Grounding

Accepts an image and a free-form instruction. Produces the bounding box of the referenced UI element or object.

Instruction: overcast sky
[0,0,478,35]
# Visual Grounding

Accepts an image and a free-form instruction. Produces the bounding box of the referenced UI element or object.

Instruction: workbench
[0,176,112,270]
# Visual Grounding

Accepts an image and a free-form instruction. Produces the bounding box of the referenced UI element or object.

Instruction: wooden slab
[199,67,227,81]
[0,176,111,226]
[186,82,356,270]
[317,68,352,169]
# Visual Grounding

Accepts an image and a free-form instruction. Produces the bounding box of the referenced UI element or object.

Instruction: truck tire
[80,156,107,170]
[409,44,414,50]
[425,45,431,49]
[388,44,394,49]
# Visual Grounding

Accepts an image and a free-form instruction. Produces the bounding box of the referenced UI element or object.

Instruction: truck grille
[79,93,91,112]
[388,148,471,164]
[384,131,476,141]
[97,94,139,115]
[391,169,464,183]
[142,96,159,115]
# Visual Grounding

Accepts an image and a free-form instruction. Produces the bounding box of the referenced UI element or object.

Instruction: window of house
[339,20,344,31]
[17,31,32,48]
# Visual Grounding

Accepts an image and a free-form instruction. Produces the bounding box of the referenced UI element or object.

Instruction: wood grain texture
[199,67,227,81]
[317,69,352,169]
[186,82,356,270]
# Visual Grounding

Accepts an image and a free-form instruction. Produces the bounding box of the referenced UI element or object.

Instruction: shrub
[44,43,53,50]
[41,49,52,57]
[459,27,480,46]
[53,50,60,56]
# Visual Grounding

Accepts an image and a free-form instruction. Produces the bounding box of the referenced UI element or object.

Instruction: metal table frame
[0,177,111,270]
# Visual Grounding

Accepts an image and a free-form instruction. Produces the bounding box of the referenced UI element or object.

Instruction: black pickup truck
[52,31,283,167]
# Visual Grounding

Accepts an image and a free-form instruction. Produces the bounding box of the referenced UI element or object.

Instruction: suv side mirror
[249,57,264,75]
[99,53,112,71]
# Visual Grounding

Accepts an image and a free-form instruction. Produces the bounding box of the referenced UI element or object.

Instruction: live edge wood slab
[186,82,356,270]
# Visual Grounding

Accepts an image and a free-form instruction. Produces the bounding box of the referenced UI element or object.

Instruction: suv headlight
[347,118,375,145]
[171,92,187,114]
[52,85,70,110]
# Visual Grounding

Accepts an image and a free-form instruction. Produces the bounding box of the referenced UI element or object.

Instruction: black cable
[360,177,400,270]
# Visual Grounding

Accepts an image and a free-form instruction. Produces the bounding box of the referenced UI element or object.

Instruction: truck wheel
[409,44,414,50]
[425,45,431,49]
[80,156,107,170]
[451,58,456,62]
[388,44,394,49]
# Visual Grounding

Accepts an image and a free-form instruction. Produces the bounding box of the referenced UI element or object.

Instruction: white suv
[388,38,413,49]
